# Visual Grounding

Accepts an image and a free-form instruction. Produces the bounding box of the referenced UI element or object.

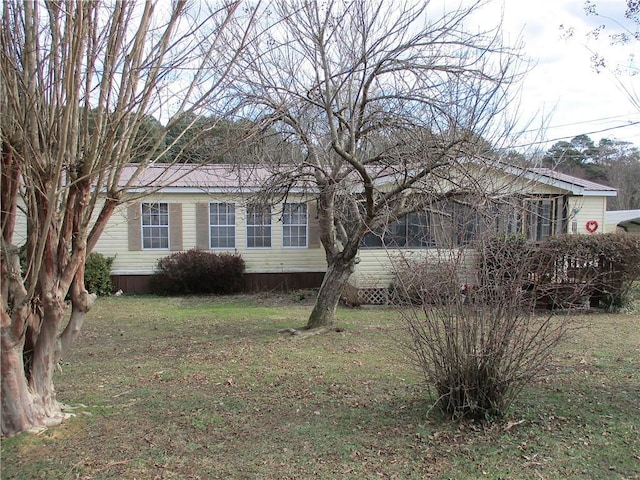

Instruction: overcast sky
[470,0,640,149]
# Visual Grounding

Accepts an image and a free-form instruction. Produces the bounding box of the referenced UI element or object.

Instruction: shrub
[400,233,640,420]
[391,256,462,305]
[149,248,245,295]
[399,239,568,421]
[476,234,540,306]
[84,252,114,296]
[535,233,640,310]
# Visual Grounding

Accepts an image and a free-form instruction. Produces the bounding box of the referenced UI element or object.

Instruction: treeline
[133,113,640,210]
[124,113,303,165]
[542,134,640,210]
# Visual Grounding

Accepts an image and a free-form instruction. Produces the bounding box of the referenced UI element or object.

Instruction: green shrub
[84,252,114,296]
[149,248,245,295]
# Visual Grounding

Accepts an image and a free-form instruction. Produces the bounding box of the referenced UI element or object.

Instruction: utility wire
[510,120,640,149]
[523,112,640,134]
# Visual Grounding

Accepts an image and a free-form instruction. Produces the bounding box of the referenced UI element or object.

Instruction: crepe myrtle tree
[229,0,530,329]
[0,0,256,437]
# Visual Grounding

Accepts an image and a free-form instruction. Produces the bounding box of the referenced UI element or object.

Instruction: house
[94,164,326,293]
[91,163,617,297]
[346,165,618,303]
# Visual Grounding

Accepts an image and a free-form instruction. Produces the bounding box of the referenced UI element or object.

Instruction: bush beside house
[84,252,114,296]
[534,233,640,309]
[149,248,245,295]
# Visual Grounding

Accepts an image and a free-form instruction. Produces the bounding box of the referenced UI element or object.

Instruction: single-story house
[90,163,617,298]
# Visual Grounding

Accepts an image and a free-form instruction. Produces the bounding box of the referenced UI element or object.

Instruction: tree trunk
[1,298,74,437]
[1,332,37,436]
[0,329,67,436]
[306,258,354,329]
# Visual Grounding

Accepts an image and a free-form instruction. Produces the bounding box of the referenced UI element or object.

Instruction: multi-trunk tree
[229,0,531,329]
[0,0,254,437]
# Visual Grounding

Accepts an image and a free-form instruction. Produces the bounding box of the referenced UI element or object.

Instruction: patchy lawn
[2,294,639,479]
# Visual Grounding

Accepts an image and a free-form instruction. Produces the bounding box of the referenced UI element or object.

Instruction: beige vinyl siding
[10,199,28,245]
[93,193,327,275]
[349,248,477,289]
[569,196,607,235]
[87,175,611,282]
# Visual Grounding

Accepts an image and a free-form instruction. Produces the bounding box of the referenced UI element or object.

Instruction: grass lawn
[1,293,639,479]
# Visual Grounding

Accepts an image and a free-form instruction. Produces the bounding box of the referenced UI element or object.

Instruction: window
[246,204,271,248]
[525,198,556,241]
[283,203,308,247]
[141,203,169,249]
[496,196,567,241]
[450,202,483,247]
[362,211,433,248]
[209,203,235,248]
[407,212,434,247]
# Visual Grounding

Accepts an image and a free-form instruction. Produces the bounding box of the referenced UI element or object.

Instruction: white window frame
[141,202,169,250]
[282,203,308,248]
[209,202,236,249]
[246,204,272,248]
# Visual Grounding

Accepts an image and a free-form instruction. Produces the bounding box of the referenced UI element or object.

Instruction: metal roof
[118,163,618,197]
[529,168,618,196]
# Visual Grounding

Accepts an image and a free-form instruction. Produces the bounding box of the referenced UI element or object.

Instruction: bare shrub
[535,233,640,310]
[397,238,572,420]
[391,255,462,305]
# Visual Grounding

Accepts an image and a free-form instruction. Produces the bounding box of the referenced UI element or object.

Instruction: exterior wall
[6,198,28,245]
[568,196,607,235]
[347,194,607,293]
[8,172,614,295]
[349,248,477,290]
[92,193,328,291]
[95,191,610,294]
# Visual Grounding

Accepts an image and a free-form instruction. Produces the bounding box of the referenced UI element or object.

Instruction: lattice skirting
[343,283,390,305]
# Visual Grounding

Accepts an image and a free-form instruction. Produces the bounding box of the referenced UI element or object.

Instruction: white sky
[468,0,640,149]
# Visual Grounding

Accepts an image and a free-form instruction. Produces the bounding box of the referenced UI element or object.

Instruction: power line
[512,120,640,149]
[522,113,640,134]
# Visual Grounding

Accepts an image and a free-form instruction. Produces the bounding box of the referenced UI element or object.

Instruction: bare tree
[562,1,640,111]
[0,0,255,437]
[230,0,529,328]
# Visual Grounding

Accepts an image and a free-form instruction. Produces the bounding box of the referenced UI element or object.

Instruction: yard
[1,294,639,479]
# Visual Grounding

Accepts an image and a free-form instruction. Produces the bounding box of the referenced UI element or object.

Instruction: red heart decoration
[586,220,598,233]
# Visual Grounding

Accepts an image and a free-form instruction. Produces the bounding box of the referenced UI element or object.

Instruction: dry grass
[1,293,639,479]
